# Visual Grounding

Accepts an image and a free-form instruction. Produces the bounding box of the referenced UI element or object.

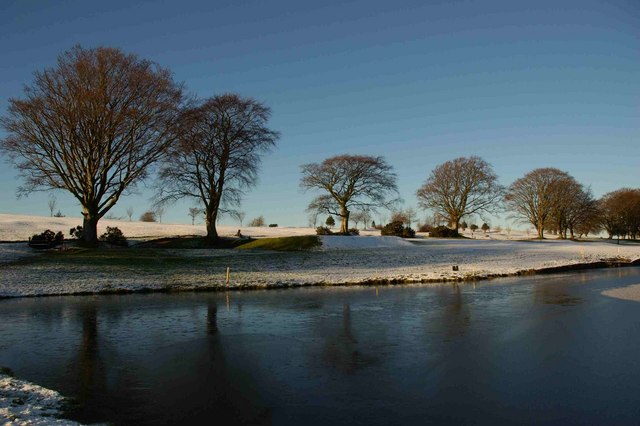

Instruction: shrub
[381,221,416,238]
[249,216,265,227]
[418,223,433,233]
[429,226,459,238]
[69,226,84,240]
[316,226,333,235]
[268,224,278,227]
[481,223,490,233]
[140,211,157,222]
[460,221,468,231]
[53,210,65,217]
[348,228,360,235]
[470,224,479,232]
[30,229,64,246]
[403,227,416,238]
[99,226,128,247]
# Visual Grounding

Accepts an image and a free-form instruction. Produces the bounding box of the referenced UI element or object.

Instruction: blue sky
[1,0,638,227]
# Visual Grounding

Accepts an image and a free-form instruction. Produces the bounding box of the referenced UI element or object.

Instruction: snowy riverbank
[1,236,639,298]
[2,213,639,298]
[0,373,80,425]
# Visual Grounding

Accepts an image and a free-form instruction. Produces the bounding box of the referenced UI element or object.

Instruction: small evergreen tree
[460,221,468,231]
[325,215,335,229]
[481,223,490,233]
[470,224,479,232]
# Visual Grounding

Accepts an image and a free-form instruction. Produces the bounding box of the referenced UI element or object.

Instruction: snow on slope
[0,373,80,425]
[0,213,316,241]
[1,213,639,298]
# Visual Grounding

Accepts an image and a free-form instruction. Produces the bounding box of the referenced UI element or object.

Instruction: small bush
[99,226,128,247]
[69,226,84,240]
[30,229,64,246]
[140,211,157,222]
[402,227,416,238]
[418,224,433,233]
[268,224,278,227]
[53,210,65,217]
[316,226,333,235]
[381,221,416,238]
[429,226,459,238]
[348,228,360,235]
[249,216,265,227]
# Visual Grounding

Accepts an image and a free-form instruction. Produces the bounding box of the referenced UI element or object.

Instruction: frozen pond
[1,268,640,425]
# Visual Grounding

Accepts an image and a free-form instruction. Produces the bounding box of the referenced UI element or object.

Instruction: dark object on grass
[316,226,333,235]
[99,226,128,247]
[429,226,460,238]
[28,229,64,249]
[381,221,416,238]
[268,224,278,227]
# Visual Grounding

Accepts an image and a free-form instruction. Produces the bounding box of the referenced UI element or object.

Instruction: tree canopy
[504,167,572,239]
[300,155,399,233]
[156,94,278,240]
[416,156,504,232]
[0,45,183,243]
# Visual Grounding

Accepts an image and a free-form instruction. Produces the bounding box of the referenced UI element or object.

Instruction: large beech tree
[300,155,398,233]
[416,156,504,232]
[504,167,573,239]
[599,188,640,240]
[156,94,278,240]
[0,46,183,244]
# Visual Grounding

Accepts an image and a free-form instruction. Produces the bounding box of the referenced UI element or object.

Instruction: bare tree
[155,205,166,223]
[156,94,278,240]
[188,207,200,225]
[504,168,573,239]
[391,207,417,227]
[307,209,321,228]
[235,211,246,227]
[416,156,504,233]
[549,181,598,239]
[249,215,265,227]
[47,196,57,217]
[599,188,640,240]
[300,155,399,234]
[0,46,183,244]
[350,211,365,229]
[126,207,134,222]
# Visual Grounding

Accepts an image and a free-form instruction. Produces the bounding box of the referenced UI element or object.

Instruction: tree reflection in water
[322,303,374,374]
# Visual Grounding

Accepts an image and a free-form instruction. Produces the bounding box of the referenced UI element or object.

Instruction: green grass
[134,236,249,249]
[236,235,321,251]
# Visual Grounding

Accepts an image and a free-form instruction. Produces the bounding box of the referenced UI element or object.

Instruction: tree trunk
[205,208,219,240]
[340,205,350,234]
[82,207,99,245]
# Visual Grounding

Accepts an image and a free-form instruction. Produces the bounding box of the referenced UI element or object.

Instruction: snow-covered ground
[1,213,639,297]
[601,283,640,302]
[0,213,319,242]
[0,373,80,425]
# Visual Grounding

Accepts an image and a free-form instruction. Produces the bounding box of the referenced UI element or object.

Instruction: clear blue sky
[1,0,638,227]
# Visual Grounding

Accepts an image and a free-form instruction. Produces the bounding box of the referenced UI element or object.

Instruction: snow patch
[0,373,80,425]
[320,235,414,249]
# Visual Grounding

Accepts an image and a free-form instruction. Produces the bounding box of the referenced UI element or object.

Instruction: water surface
[1,268,639,425]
